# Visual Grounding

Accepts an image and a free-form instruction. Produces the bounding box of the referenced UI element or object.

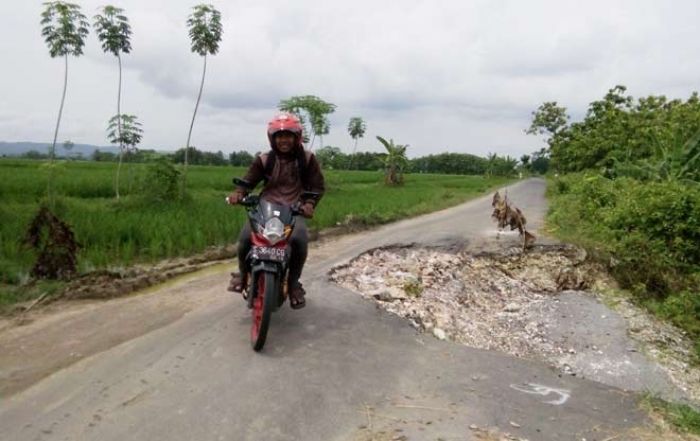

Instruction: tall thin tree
[94,5,132,199]
[107,114,143,194]
[107,114,143,196]
[347,117,366,169]
[184,4,222,193]
[40,1,89,199]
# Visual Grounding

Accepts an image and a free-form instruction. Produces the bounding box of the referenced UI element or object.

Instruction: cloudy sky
[1,0,699,158]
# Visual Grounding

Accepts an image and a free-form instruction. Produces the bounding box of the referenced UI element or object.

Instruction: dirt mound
[330,244,700,405]
[61,244,237,300]
[330,244,609,356]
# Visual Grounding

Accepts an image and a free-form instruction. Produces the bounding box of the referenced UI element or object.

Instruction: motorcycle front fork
[246,269,289,309]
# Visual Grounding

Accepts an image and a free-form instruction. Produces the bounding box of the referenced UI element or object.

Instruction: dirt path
[0,264,232,396]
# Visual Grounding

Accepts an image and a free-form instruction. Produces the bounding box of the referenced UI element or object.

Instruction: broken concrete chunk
[432,328,447,340]
[504,303,521,313]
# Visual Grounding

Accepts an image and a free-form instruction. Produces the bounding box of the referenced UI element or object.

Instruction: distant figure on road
[226,113,325,309]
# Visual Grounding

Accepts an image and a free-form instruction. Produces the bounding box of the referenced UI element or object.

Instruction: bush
[647,290,700,353]
[604,179,700,293]
[548,174,700,360]
[140,158,180,202]
[24,205,79,280]
[549,174,700,295]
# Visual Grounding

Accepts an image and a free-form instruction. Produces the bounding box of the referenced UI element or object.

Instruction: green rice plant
[1,159,510,304]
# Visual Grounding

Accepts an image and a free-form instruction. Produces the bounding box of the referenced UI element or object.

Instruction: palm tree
[347,117,366,169]
[40,1,89,197]
[312,113,330,151]
[184,4,223,193]
[107,114,143,197]
[94,5,132,199]
[377,136,409,185]
[485,152,497,177]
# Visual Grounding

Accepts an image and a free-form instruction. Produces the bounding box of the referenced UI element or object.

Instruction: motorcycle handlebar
[225,194,305,216]
[240,194,259,207]
[290,202,304,216]
[224,194,258,207]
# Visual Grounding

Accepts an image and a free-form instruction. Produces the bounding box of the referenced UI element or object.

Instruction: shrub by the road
[548,174,700,359]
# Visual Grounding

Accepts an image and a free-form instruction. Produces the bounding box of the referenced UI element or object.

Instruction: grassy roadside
[544,174,700,363]
[0,159,512,309]
[640,394,700,438]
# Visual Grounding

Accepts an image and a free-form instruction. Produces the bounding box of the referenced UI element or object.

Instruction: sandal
[289,283,306,310]
[227,272,247,300]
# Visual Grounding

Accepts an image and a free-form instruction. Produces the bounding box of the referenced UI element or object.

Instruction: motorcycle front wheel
[251,271,277,351]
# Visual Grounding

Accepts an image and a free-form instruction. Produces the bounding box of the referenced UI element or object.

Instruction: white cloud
[1,0,699,158]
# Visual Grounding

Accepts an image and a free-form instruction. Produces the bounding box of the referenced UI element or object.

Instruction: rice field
[0,158,510,289]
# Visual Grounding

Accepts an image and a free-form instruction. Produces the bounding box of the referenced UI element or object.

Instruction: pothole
[330,244,700,405]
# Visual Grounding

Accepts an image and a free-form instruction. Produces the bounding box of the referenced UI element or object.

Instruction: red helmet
[267,113,303,148]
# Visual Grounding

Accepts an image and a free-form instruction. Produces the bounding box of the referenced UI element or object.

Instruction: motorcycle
[229,178,319,351]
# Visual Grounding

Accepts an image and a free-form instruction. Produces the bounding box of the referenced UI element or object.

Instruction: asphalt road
[0,179,648,441]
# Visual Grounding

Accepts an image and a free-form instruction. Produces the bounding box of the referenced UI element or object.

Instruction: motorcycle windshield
[256,199,294,225]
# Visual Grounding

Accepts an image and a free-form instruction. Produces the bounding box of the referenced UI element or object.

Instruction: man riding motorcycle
[227,113,325,309]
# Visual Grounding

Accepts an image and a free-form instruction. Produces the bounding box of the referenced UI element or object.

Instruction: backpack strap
[298,150,312,190]
[261,149,311,189]
[262,150,276,185]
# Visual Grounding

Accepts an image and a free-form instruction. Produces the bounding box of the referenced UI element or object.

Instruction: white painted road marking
[509,383,571,405]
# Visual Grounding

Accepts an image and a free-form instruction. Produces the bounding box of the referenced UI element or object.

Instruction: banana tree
[377,136,409,185]
[652,128,700,183]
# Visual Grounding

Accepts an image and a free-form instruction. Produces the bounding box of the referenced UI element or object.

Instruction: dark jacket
[239,148,325,206]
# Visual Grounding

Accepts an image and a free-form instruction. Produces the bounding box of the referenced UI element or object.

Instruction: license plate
[250,246,286,262]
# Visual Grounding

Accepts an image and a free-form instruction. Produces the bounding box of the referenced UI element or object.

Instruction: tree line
[527,85,700,179]
[314,147,519,176]
[19,145,521,177]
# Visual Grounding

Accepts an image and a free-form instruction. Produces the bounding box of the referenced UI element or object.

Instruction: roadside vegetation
[641,394,700,436]
[531,86,700,362]
[0,158,511,308]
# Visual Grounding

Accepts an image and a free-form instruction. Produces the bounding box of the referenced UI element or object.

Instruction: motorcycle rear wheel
[251,271,277,351]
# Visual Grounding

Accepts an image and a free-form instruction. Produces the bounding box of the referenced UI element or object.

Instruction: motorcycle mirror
[301,191,320,201]
[233,178,253,189]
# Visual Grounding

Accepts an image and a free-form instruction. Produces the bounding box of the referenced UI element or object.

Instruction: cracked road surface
[0,179,649,440]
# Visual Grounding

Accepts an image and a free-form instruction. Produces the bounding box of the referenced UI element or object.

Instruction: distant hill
[0,141,120,157]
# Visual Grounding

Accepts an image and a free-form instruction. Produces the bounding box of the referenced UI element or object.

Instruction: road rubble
[330,243,700,406]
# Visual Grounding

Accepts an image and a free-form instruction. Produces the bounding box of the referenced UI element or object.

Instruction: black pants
[237,218,308,288]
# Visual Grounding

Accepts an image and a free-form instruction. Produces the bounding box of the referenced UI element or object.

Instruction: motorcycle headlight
[262,218,285,245]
